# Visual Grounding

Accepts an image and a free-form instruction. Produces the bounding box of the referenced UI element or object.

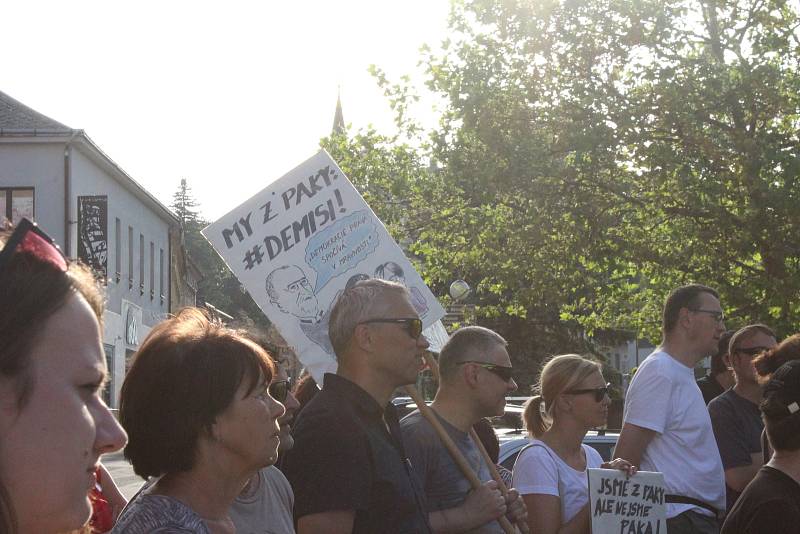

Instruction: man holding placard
[616,284,726,533]
[401,326,528,533]
[282,279,433,534]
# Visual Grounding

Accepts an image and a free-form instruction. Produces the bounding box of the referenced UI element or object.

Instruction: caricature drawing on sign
[374,261,429,316]
[265,265,335,357]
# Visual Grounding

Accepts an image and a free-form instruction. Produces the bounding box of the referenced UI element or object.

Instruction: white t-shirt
[623,349,725,518]
[511,440,603,524]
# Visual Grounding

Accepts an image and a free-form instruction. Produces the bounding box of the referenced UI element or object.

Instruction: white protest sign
[202,150,446,382]
[588,468,667,534]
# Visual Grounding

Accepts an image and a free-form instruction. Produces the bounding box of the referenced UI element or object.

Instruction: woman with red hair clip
[0,218,128,534]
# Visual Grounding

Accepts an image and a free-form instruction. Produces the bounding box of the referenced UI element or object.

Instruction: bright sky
[2,0,451,221]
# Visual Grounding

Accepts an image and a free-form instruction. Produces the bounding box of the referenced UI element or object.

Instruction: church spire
[332,87,345,135]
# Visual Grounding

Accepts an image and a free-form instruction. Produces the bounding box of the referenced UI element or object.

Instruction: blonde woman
[512,354,635,534]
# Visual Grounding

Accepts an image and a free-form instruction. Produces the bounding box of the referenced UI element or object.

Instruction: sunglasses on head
[0,218,67,273]
[268,379,291,403]
[458,361,515,382]
[565,382,611,402]
[360,317,423,339]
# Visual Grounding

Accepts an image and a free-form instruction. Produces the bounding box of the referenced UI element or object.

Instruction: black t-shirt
[697,374,725,405]
[708,389,764,512]
[282,373,432,534]
[721,466,800,534]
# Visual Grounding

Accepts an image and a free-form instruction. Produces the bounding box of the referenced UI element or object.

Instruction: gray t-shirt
[229,466,295,534]
[400,410,502,534]
[708,389,764,512]
[112,493,210,534]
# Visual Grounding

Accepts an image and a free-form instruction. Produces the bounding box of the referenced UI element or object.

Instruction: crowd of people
[1,217,799,534]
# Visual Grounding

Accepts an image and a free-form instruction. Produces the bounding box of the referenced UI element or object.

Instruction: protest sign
[588,468,667,534]
[202,150,446,382]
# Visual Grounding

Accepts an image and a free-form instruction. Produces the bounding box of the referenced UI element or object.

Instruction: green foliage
[330,0,800,381]
[414,0,800,342]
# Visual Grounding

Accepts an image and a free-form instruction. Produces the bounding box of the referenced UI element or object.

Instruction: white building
[600,338,656,392]
[0,90,186,407]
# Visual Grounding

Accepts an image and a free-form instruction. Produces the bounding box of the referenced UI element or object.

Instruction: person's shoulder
[400,409,433,435]
[708,389,736,413]
[400,408,424,426]
[293,390,358,437]
[628,351,675,389]
[583,443,604,467]
[113,494,207,534]
[516,440,555,464]
[262,465,290,487]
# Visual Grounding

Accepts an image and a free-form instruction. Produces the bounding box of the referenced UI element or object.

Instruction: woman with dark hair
[722,360,800,533]
[113,308,285,533]
[0,218,128,533]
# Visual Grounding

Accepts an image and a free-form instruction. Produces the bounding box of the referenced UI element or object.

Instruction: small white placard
[588,468,667,534]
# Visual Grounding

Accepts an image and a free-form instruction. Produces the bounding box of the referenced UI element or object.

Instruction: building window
[128,226,134,290]
[139,234,145,296]
[114,218,121,283]
[149,241,155,300]
[159,248,165,306]
[0,188,34,225]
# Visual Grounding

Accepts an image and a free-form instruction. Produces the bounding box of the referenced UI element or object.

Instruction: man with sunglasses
[616,284,727,533]
[282,279,433,534]
[708,324,777,514]
[401,326,528,533]
[231,341,301,534]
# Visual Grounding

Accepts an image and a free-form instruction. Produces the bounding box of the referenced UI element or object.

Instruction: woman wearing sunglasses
[512,354,635,534]
[113,308,285,533]
[0,219,128,533]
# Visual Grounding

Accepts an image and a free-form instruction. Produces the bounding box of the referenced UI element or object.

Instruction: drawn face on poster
[266,265,322,321]
[202,150,446,382]
[77,196,108,279]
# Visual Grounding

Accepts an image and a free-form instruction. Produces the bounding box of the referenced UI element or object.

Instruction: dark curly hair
[754,334,800,381]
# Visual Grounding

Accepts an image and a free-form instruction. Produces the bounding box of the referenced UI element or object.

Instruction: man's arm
[297,511,355,534]
[614,422,658,469]
[428,480,506,533]
[709,397,763,491]
[725,452,763,492]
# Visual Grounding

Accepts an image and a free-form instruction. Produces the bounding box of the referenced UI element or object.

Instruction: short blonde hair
[328,278,409,357]
[523,354,601,438]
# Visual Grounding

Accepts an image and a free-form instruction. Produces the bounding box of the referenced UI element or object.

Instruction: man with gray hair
[282,278,433,534]
[709,324,777,513]
[401,326,528,533]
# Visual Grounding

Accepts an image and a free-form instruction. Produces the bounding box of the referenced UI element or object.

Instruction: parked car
[498,431,620,471]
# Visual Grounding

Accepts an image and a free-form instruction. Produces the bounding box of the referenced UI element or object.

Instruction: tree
[395,0,800,344]
[170,179,268,328]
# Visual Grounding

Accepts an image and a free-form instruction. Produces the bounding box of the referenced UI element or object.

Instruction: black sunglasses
[360,317,423,339]
[0,218,67,273]
[565,382,611,402]
[269,380,291,403]
[459,361,515,382]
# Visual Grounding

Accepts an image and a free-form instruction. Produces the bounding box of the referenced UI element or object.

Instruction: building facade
[0,90,184,407]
